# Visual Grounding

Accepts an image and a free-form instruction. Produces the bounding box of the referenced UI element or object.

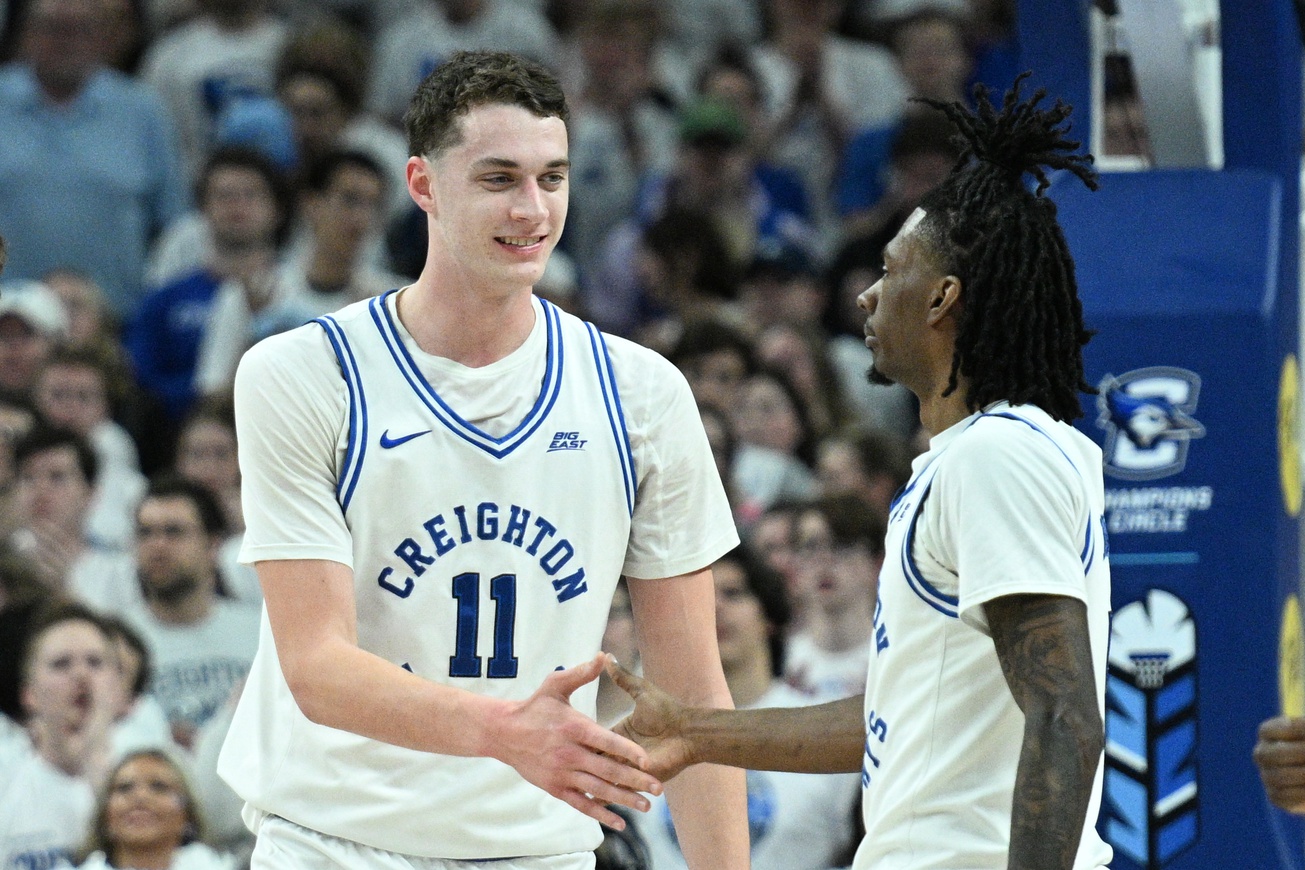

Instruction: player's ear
[926,275,963,326]
[406,155,437,216]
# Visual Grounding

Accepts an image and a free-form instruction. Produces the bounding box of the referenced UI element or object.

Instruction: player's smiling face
[423,103,569,293]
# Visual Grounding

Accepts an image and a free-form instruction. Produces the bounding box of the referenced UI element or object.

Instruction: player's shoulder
[595,328,681,376]
[960,403,1063,446]
[233,321,353,421]
[951,403,1099,481]
[238,320,335,377]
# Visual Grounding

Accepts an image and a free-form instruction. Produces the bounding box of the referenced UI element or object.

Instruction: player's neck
[916,377,973,438]
[398,279,537,367]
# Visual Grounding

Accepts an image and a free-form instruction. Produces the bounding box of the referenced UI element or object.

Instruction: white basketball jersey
[221,293,640,858]
[853,403,1114,870]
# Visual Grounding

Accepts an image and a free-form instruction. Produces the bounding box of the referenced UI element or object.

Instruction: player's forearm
[282,634,504,758]
[1006,703,1103,870]
[665,762,749,869]
[685,695,866,774]
[646,664,751,866]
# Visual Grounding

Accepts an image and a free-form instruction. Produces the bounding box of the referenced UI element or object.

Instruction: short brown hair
[403,50,568,160]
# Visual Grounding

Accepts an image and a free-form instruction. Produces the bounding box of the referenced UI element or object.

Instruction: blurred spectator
[0,0,188,318]
[590,97,814,336]
[887,6,973,104]
[272,0,422,39]
[33,348,148,550]
[194,150,399,396]
[755,321,849,439]
[660,0,762,82]
[43,268,167,476]
[274,20,411,220]
[367,0,559,125]
[698,402,743,521]
[750,0,908,244]
[99,0,148,75]
[739,244,824,333]
[632,545,861,869]
[565,0,678,290]
[666,317,757,412]
[41,270,137,415]
[172,398,241,536]
[0,395,38,546]
[11,426,138,612]
[743,499,804,611]
[838,103,960,237]
[0,280,68,404]
[0,603,117,870]
[730,368,819,513]
[0,547,50,724]
[815,427,915,515]
[76,748,236,870]
[131,146,287,424]
[209,91,299,175]
[139,0,292,181]
[631,208,744,352]
[173,395,262,607]
[696,43,813,225]
[99,615,176,760]
[783,494,884,699]
[734,367,818,465]
[124,477,258,751]
[964,0,1020,95]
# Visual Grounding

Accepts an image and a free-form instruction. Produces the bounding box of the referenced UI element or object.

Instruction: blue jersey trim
[901,484,960,617]
[586,323,636,517]
[366,291,564,459]
[314,315,367,512]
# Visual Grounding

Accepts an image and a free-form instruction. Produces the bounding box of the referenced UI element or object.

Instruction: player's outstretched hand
[1256,716,1305,814]
[605,658,697,782]
[490,653,662,829]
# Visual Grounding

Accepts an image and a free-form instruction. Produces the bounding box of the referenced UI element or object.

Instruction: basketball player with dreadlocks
[605,74,1114,870]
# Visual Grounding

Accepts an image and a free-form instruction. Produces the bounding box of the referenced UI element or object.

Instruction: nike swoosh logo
[379,429,432,449]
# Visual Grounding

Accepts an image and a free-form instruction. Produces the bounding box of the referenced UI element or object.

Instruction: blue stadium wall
[1020,1,1303,867]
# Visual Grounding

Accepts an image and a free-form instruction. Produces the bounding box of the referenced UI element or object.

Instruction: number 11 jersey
[218,291,738,859]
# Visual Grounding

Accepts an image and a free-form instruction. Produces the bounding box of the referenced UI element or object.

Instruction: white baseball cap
[0,281,70,339]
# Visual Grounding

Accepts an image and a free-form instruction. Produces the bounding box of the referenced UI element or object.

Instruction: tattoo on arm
[986,594,1104,870]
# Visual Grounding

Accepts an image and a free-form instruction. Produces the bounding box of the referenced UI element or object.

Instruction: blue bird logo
[1099,376,1206,449]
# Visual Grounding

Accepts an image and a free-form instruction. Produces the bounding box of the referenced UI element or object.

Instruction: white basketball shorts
[249,814,597,870]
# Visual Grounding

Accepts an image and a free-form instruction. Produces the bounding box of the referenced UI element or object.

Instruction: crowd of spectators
[0,0,1021,866]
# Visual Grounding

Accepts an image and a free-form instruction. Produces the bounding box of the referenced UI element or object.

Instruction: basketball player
[217,51,748,869]
[607,76,1114,870]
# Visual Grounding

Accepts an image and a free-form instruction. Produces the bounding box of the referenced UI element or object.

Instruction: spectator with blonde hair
[77,748,235,870]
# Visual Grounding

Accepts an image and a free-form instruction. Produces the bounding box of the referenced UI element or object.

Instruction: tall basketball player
[217,50,748,870]
[607,75,1114,870]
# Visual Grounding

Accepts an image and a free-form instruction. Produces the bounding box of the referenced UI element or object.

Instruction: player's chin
[866,364,896,386]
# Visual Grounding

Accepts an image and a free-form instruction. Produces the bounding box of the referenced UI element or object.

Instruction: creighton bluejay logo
[1097,368,1206,481]
[1102,589,1198,869]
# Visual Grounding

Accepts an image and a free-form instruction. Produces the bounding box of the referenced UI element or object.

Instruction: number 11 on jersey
[449,572,519,678]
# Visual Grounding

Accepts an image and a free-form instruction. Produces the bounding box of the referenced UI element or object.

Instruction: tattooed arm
[986,593,1104,870]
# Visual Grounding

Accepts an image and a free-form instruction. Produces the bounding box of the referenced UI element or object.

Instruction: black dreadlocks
[916,72,1099,422]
